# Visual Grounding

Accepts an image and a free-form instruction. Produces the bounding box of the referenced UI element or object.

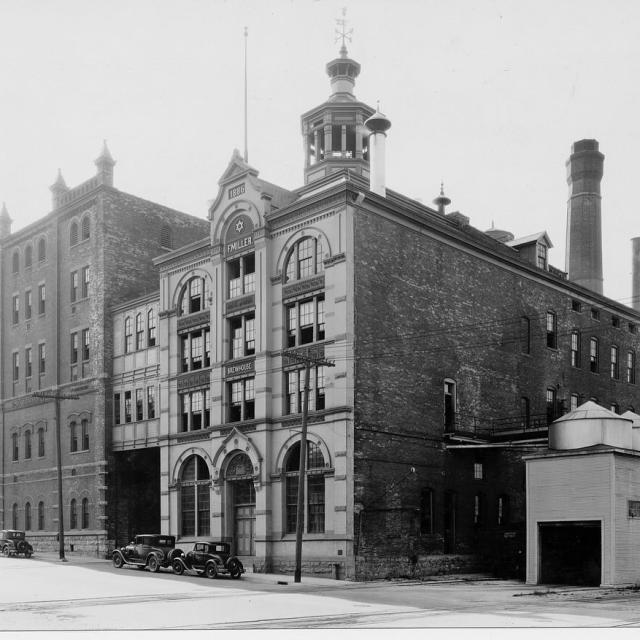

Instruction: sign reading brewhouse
[226,213,254,256]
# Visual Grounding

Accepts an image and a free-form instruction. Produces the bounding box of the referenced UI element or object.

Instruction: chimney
[364,109,391,197]
[632,237,640,311]
[565,139,604,294]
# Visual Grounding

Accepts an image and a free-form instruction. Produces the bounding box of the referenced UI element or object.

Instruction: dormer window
[285,237,323,283]
[536,242,548,269]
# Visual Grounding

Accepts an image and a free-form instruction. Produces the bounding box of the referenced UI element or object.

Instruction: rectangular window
[611,345,619,380]
[536,242,547,269]
[81,419,89,450]
[12,294,19,324]
[38,284,45,315]
[135,389,144,421]
[591,308,600,321]
[546,388,557,424]
[570,393,579,411]
[148,310,156,346]
[38,429,45,458]
[570,330,580,367]
[285,367,326,414]
[473,462,483,480]
[180,389,210,431]
[25,347,32,379]
[590,337,599,373]
[612,316,621,328]
[629,500,640,518]
[70,332,78,380]
[147,386,156,419]
[228,254,255,298]
[38,343,45,375]
[114,393,121,425]
[546,311,557,349]
[229,378,255,422]
[307,475,325,533]
[285,476,298,534]
[81,266,90,298]
[124,391,132,423]
[230,314,255,359]
[82,328,90,361]
[181,328,210,372]
[70,271,78,303]
[25,290,32,320]
[627,351,636,384]
[70,422,78,452]
[12,352,19,381]
[286,295,325,347]
[571,300,582,313]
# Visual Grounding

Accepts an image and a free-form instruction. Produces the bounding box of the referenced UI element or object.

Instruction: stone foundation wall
[354,553,485,581]
[27,532,109,558]
[253,558,345,580]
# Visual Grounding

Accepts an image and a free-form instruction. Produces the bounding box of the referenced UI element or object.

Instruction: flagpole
[244,26,249,163]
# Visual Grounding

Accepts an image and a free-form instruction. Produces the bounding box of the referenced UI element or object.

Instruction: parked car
[112,534,181,572]
[0,530,33,558]
[172,541,244,579]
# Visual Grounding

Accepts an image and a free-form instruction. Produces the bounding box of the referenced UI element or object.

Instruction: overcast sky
[2,0,640,304]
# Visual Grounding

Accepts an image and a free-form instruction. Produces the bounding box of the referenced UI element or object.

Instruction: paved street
[2,554,640,632]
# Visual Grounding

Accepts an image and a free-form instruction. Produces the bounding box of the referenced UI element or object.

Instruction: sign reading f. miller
[226,213,254,256]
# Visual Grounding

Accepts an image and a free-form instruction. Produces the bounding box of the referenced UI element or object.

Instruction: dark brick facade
[0,165,208,556]
[351,188,640,578]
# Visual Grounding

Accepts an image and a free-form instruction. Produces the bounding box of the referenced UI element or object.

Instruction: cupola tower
[300,12,375,185]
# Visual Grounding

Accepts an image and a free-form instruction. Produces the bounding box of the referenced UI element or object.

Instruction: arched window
[38,501,45,530]
[285,237,324,283]
[147,309,156,347]
[70,421,78,452]
[12,433,18,461]
[38,427,45,457]
[284,441,325,534]
[135,313,144,350]
[180,455,210,537]
[70,499,77,529]
[25,245,32,268]
[24,430,31,459]
[124,317,133,353]
[38,237,46,262]
[12,503,18,529]
[82,498,89,529]
[12,250,19,274]
[70,221,78,246]
[25,502,31,531]
[81,215,90,240]
[179,276,211,316]
[226,452,253,479]
[81,418,89,450]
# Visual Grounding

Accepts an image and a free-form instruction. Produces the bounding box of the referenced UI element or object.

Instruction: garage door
[538,521,601,586]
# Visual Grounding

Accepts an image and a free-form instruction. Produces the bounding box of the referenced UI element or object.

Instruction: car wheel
[228,559,242,579]
[147,555,160,573]
[24,551,32,559]
[172,559,184,575]
[205,562,218,579]
[2,546,9,557]
[17,541,27,554]
[113,554,124,569]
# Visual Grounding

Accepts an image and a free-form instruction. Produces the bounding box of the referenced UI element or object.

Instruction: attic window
[590,308,600,321]
[629,323,637,334]
[571,300,582,313]
[612,316,621,328]
[536,243,547,269]
[160,226,172,249]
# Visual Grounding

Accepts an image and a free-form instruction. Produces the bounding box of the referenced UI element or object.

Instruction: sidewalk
[29,551,504,588]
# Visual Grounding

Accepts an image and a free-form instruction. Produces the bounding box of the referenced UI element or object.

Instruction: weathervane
[335,7,353,55]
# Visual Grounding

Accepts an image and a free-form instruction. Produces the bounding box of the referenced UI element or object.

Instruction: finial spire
[95,140,116,186]
[335,7,353,56]
[243,26,249,163]
[0,201,11,238]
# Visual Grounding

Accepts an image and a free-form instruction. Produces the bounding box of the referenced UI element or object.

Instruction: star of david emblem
[235,220,244,233]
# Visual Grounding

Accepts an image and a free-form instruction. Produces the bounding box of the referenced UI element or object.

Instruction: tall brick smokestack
[565,139,604,294]
[632,237,640,311]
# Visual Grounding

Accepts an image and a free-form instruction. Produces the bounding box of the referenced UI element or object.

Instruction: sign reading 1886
[228,183,245,199]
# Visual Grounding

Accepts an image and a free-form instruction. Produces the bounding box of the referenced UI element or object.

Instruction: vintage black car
[172,541,244,579]
[0,530,33,558]
[112,534,181,572]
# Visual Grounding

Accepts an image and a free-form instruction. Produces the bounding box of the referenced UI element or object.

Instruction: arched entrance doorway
[225,453,255,556]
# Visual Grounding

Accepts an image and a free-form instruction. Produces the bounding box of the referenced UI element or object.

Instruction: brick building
[103,42,640,580]
[0,145,208,555]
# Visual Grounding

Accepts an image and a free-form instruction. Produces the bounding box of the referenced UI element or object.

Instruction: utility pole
[32,389,79,561]
[283,349,335,583]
